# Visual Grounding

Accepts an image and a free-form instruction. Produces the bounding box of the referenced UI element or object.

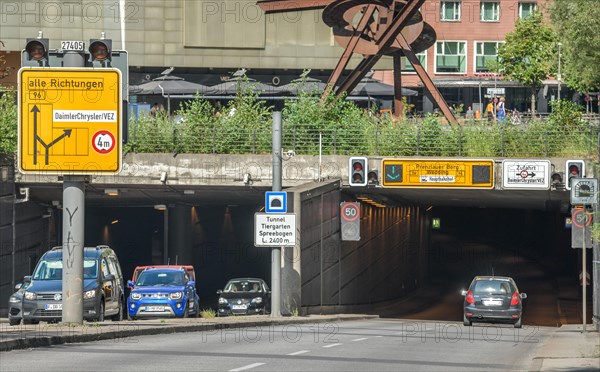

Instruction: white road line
[351,337,368,342]
[229,362,266,372]
[374,335,383,338]
[287,350,310,356]
[322,343,342,348]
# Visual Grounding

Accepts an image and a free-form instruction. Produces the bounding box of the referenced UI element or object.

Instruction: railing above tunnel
[125,117,600,160]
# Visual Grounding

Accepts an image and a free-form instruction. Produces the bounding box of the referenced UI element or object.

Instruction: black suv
[20,245,125,324]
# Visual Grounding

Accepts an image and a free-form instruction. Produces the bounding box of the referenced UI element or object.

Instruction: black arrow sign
[31,105,73,165]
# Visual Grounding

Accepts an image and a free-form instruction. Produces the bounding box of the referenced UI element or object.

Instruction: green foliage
[491,11,557,111]
[282,91,375,155]
[200,308,216,319]
[0,88,17,155]
[549,0,600,92]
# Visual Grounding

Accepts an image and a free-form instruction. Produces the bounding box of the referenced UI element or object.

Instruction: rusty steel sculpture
[257,0,457,125]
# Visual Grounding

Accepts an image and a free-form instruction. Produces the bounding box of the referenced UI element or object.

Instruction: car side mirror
[187,280,195,287]
[216,289,223,295]
[520,293,527,299]
[127,280,135,288]
[461,290,467,296]
[23,276,32,282]
[14,283,22,290]
[104,274,115,281]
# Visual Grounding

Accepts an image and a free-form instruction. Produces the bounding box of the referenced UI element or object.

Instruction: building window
[475,42,502,72]
[441,1,461,21]
[435,41,466,73]
[402,52,427,73]
[480,2,500,22]
[519,2,537,18]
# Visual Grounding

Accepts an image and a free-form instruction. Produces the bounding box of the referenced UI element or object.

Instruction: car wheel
[463,314,472,326]
[97,301,105,322]
[514,317,522,328]
[9,318,21,326]
[182,302,189,318]
[111,298,123,321]
[127,312,136,321]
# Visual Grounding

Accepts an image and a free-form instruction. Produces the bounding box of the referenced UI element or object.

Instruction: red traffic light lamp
[565,160,585,190]
[349,157,367,187]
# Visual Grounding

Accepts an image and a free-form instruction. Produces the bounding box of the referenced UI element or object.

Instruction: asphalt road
[0,319,553,371]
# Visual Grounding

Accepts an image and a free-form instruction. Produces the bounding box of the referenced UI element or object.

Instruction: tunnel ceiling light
[154,204,167,211]
[111,219,119,225]
[104,188,119,196]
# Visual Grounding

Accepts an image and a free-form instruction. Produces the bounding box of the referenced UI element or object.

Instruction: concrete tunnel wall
[283,180,430,315]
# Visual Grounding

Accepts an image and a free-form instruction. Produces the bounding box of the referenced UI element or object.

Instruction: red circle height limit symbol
[92,130,116,154]
[341,202,360,222]
[572,209,592,228]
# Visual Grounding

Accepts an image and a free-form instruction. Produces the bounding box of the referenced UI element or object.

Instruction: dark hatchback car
[21,246,125,324]
[217,278,270,316]
[462,276,527,328]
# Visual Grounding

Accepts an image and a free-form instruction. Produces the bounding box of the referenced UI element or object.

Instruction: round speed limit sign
[341,202,360,222]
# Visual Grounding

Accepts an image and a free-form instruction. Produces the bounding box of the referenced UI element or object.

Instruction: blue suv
[127,267,199,319]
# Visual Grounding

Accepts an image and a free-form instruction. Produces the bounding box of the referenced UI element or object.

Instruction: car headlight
[169,292,183,300]
[130,292,142,300]
[218,297,228,304]
[83,290,96,299]
[251,297,263,304]
[9,296,20,303]
[24,291,37,301]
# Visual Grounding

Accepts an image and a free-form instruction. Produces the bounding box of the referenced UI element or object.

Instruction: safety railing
[125,119,599,160]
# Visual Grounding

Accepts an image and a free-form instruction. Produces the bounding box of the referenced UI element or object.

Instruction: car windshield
[32,259,98,280]
[136,271,185,286]
[472,280,512,295]
[224,280,262,293]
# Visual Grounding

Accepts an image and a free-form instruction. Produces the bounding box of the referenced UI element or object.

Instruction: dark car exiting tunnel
[462,276,527,328]
[217,278,271,316]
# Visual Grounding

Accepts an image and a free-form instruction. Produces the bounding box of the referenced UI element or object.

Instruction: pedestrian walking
[496,97,506,123]
[485,99,495,122]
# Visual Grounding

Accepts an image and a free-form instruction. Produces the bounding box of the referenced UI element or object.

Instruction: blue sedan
[127,268,199,319]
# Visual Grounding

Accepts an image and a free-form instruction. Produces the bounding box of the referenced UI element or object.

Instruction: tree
[490,11,557,112]
[549,0,600,93]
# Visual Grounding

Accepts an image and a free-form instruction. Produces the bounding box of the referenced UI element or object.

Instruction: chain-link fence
[125,118,599,159]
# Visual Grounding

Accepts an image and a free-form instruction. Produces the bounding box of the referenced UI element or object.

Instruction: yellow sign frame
[381,158,495,189]
[18,67,122,175]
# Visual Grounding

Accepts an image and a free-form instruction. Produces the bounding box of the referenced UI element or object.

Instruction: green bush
[0,88,17,155]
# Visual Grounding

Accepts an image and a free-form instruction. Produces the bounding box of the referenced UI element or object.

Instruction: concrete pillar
[169,204,192,265]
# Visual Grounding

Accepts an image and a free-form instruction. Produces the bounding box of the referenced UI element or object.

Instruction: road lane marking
[322,343,342,348]
[229,363,265,372]
[287,350,310,356]
[351,337,368,342]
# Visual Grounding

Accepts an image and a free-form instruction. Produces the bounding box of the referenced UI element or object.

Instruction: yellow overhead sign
[18,67,122,174]
[381,159,495,189]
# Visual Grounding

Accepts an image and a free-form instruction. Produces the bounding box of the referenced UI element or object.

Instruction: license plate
[232,305,247,310]
[45,303,62,310]
[483,300,502,306]
[145,306,165,312]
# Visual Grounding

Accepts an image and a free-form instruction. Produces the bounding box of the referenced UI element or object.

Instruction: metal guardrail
[125,119,600,159]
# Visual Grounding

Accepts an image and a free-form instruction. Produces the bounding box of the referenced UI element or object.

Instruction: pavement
[1,314,597,371]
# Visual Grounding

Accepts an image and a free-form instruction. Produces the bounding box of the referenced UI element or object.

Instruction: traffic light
[550,171,564,189]
[25,37,49,65]
[565,160,585,190]
[367,170,379,186]
[349,157,367,186]
[89,37,112,65]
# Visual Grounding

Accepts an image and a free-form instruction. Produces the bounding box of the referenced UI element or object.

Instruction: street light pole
[557,42,562,101]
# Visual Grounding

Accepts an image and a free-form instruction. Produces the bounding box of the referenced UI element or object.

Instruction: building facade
[0,0,562,114]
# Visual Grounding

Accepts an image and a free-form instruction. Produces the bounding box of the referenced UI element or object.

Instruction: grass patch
[200,308,216,319]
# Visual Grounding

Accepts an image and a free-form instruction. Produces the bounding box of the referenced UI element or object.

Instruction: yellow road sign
[381,159,495,188]
[18,67,122,174]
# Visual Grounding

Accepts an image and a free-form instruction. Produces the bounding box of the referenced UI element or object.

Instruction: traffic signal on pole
[349,157,367,186]
[25,37,49,64]
[565,160,585,190]
[367,170,379,186]
[89,38,112,64]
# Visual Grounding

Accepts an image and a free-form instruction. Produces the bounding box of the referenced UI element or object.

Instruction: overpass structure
[2,153,586,316]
